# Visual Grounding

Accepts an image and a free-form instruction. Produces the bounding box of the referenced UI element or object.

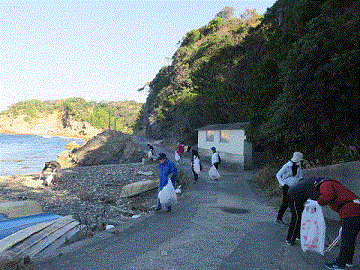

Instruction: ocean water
[0,134,84,176]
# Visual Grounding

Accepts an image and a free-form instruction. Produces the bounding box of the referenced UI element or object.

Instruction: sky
[0,0,277,112]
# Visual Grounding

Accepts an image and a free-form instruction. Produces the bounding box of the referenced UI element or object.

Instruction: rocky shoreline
[0,131,170,240]
[0,162,160,231]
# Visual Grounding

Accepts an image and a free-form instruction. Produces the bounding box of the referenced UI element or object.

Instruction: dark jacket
[288,178,320,204]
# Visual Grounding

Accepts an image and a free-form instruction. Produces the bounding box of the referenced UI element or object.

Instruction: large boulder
[57,131,146,168]
[120,180,159,198]
[57,151,77,168]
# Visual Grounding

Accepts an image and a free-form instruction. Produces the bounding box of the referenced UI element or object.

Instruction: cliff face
[0,98,143,139]
[0,112,102,139]
[56,131,147,168]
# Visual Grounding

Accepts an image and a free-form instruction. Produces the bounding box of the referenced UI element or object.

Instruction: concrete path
[36,138,342,270]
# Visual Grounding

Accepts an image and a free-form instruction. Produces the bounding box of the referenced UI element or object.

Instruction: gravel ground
[0,161,160,230]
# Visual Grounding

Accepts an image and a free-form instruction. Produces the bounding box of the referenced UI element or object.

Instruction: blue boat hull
[0,212,61,240]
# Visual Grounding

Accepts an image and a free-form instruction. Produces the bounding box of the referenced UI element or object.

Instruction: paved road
[36,138,340,270]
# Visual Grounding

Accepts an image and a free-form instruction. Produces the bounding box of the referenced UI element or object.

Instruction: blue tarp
[0,212,61,240]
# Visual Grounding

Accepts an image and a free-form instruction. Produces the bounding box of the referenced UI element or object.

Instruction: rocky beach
[0,162,159,229]
[0,131,185,240]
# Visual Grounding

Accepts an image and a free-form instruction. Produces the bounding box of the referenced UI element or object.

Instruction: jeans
[192,168,199,181]
[287,197,304,244]
[277,185,289,220]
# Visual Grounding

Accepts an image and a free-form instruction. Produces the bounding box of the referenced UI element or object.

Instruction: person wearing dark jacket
[316,179,360,270]
[285,177,323,246]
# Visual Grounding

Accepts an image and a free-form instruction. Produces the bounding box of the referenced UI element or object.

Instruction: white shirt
[276,160,302,187]
[211,152,219,165]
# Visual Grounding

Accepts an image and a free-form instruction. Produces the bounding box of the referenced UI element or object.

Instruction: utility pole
[108,110,111,131]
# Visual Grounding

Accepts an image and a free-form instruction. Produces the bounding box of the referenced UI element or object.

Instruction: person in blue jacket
[156,153,178,211]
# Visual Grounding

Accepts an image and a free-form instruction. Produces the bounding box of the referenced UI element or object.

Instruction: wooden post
[108,110,111,130]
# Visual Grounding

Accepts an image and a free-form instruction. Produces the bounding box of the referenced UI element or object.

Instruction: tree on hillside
[239,9,258,21]
[135,0,360,165]
[216,6,235,20]
[247,0,360,164]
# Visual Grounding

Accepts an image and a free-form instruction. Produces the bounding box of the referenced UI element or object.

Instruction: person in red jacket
[316,179,360,270]
[176,142,184,156]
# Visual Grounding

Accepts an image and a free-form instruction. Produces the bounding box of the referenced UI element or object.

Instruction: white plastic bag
[45,173,54,185]
[158,178,177,206]
[175,151,180,161]
[209,165,220,180]
[301,199,326,255]
[193,157,201,174]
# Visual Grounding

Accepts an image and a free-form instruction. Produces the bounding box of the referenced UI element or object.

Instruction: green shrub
[253,164,281,197]
[204,17,223,35]
[182,29,201,46]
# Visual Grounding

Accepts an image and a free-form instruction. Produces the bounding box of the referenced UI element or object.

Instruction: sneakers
[325,263,345,270]
[346,263,354,268]
[156,206,172,212]
[286,240,295,246]
[276,219,287,226]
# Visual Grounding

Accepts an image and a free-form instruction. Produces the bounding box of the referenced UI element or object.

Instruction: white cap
[291,152,304,163]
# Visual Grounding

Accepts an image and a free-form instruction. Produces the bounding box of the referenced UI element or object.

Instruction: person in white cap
[275,152,304,225]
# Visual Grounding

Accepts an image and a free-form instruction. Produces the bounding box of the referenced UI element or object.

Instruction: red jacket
[317,179,360,220]
[176,144,184,154]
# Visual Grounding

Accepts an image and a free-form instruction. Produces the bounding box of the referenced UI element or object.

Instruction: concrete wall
[198,129,245,155]
[244,141,253,169]
[303,161,360,220]
[198,129,252,170]
[198,148,245,171]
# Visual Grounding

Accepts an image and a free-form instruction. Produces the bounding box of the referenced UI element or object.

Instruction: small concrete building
[197,122,252,170]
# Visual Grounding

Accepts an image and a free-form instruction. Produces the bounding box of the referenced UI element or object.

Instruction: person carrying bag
[156,153,178,212]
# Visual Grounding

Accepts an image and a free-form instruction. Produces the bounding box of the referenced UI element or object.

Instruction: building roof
[197,122,249,131]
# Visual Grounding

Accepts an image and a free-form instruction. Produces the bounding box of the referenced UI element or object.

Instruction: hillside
[135,1,360,166]
[0,98,143,138]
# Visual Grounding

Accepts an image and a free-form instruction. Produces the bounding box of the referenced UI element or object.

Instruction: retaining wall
[303,161,360,220]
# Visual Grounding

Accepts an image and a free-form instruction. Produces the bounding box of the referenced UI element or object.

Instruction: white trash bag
[158,177,177,206]
[174,151,180,162]
[147,150,153,159]
[175,185,182,194]
[301,199,326,255]
[208,165,220,180]
[193,157,201,174]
